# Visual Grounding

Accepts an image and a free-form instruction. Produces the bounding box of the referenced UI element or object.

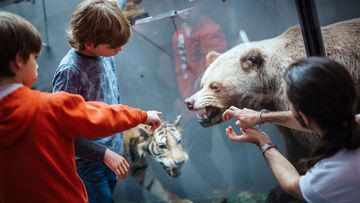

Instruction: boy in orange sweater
[0,11,161,203]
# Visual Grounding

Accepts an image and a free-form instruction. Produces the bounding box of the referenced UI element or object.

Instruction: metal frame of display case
[132,0,326,59]
[295,0,325,57]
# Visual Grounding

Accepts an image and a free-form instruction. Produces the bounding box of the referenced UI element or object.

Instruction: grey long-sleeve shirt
[52,48,123,162]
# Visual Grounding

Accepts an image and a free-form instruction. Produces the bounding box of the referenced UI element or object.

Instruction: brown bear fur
[185,18,360,166]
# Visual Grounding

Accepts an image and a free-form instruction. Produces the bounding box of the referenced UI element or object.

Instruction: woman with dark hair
[222,57,360,202]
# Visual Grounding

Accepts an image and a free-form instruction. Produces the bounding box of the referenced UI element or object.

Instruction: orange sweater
[0,86,147,202]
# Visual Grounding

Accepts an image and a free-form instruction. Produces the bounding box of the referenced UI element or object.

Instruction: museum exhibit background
[1,0,359,202]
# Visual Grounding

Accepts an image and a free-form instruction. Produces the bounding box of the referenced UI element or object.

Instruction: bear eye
[210,83,220,92]
[249,56,261,66]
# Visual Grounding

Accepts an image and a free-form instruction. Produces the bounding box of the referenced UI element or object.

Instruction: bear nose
[184,98,194,110]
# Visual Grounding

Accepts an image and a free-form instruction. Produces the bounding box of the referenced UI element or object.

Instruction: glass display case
[113,0,360,202]
[1,0,359,202]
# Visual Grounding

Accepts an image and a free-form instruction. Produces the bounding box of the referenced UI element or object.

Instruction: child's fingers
[119,164,128,174]
[124,160,130,168]
[150,121,161,131]
[115,163,129,180]
[118,166,125,175]
[115,168,123,180]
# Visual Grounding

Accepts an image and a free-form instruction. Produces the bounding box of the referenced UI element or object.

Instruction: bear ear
[240,48,265,71]
[206,51,221,66]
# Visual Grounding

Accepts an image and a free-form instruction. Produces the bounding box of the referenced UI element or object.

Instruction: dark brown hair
[68,0,131,51]
[0,12,42,77]
[284,57,360,170]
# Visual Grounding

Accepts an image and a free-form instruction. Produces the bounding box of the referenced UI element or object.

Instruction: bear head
[184,26,305,127]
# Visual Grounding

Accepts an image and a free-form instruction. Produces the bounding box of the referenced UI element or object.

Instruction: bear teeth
[202,113,208,119]
[196,108,208,119]
[196,112,208,119]
[196,108,206,114]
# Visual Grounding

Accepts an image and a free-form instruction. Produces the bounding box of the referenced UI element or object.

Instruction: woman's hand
[225,126,272,147]
[222,106,261,128]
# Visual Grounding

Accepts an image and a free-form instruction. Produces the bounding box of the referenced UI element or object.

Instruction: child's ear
[84,42,95,50]
[10,52,25,73]
[16,53,23,66]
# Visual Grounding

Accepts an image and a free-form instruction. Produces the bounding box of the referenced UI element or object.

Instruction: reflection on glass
[114,0,360,202]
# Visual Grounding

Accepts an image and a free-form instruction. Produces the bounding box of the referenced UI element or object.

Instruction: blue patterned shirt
[52,48,123,161]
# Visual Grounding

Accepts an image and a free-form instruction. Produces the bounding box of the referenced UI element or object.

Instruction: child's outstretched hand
[145,111,162,131]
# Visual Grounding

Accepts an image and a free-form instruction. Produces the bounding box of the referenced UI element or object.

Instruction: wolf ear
[206,51,221,66]
[173,115,183,126]
[240,48,265,72]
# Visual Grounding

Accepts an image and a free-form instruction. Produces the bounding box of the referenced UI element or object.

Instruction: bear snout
[184,98,194,110]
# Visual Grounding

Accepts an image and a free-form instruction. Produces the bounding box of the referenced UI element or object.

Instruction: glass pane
[115,0,303,202]
[116,0,360,201]
[317,0,360,25]
[3,0,358,202]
